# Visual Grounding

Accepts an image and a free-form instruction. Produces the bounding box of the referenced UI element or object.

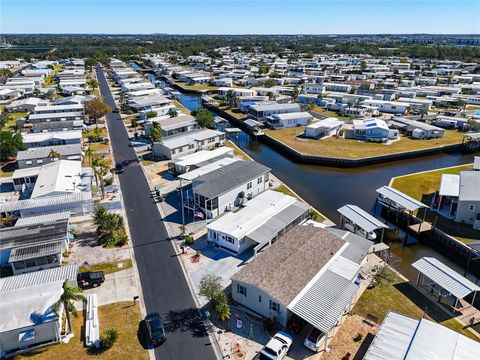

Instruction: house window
[259,295,262,303]
[269,300,280,313]
[226,236,234,244]
[14,261,26,270]
[247,182,252,190]
[18,330,35,342]
[25,259,36,268]
[257,177,262,184]
[469,204,475,212]
[237,284,247,296]
[189,144,195,150]
[26,160,32,165]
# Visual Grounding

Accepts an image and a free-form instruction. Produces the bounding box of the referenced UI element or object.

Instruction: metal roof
[439,174,460,197]
[459,171,480,202]
[0,192,91,213]
[412,257,480,299]
[16,144,82,161]
[193,161,270,199]
[328,228,373,264]
[376,186,428,212]
[338,204,389,233]
[364,311,480,360]
[9,240,63,262]
[288,270,359,333]
[178,158,238,182]
[0,219,68,250]
[15,211,71,227]
[0,264,78,292]
[249,201,310,249]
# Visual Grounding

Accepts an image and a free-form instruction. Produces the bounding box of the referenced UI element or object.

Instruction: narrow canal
[157,79,476,281]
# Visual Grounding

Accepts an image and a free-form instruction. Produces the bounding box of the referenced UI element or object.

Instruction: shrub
[353,333,363,342]
[105,178,114,186]
[100,328,119,349]
[184,236,194,245]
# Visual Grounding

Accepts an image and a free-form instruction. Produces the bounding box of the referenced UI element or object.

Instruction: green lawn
[391,164,479,243]
[141,159,156,166]
[1,112,28,130]
[17,302,148,360]
[174,81,218,91]
[173,100,191,115]
[266,128,465,159]
[354,269,479,341]
[79,259,133,275]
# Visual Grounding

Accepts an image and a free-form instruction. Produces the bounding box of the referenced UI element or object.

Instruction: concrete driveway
[82,268,139,307]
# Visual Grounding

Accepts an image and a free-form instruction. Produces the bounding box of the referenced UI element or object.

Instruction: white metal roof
[0,192,91,213]
[174,147,233,168]
[439,174,460,197]
[31,160,83,198]
[288,269,358,333]
[0,264,78,292]
[179,158,238,181]
[207,190,299,240]
[306,117,342,129]
[376,186,428,211]
[0,280,64,332]
[412,257,480,299]
[364,311,480,360]
[22,130,82,144]
[271,111,312,120]
[338,204,389,233]
[15,211,71,227]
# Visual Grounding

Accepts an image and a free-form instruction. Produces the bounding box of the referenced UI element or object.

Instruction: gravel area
[66,219,130,266]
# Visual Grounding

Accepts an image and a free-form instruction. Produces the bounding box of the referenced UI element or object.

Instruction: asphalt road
[95,65,217,360]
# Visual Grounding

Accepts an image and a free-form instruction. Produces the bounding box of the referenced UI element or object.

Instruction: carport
[412,257,480,310]
[338,204,389,242]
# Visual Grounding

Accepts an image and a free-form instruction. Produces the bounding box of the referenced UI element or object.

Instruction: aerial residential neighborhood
[0,1,479,360]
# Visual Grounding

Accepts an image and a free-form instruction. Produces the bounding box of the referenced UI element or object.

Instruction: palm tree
[48,149,61,159]
[85,147,94,167]
[53,282,86,334]
[150,122,163,145]
[169,108,178,118]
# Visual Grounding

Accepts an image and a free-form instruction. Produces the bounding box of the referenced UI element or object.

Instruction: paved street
[95,65,217,360]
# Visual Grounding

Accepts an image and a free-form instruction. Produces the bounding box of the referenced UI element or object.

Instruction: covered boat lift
[337,204,389,242]
[375,186,429,232]
[412,257,480,310]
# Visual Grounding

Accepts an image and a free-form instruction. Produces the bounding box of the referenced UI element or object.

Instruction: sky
[1,0,479,35]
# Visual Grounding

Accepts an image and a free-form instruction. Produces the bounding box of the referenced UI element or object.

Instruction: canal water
[158,79,476,281]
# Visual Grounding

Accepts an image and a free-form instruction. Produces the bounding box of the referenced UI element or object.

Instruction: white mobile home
[248,103,301,121]
[304,118,343,138]
[267,111,312,129]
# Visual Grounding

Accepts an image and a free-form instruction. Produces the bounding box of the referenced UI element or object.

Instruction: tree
[0,131,25,161]
[48,149,61,159]
[0,110,13,129]
[146,110,158,119]
[100,329,119,350]
[87,79,100,92]
[150,122,163,144]
[91,154,110,199]
[53,282,86,334]
[213,292,231,321]
[199,274,224,302]
[85,98,111,126]
[291,87,299,103]
[169,108,178,118]
[93,206,128,247]
[360,60,367,72]
[0,68,12,78]
[195,109,215,129]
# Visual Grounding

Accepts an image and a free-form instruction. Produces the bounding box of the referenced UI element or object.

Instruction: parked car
[114,163,124,174]
[145,312,166,347]
[258,331,293,360]
[304,327,325,352]
[77,271,105,289]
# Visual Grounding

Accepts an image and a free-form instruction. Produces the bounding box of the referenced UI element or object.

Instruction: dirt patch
[65,219,130,266]
[322,314,378,360]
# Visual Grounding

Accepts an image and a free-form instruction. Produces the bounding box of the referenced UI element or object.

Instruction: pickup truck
[77,271,105,289]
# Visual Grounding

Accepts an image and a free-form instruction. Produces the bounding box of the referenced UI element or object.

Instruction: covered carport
[412,257,480,310]
[338,204,389,242]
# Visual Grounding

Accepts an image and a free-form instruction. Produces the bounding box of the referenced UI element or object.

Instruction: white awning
[376,186,428,212]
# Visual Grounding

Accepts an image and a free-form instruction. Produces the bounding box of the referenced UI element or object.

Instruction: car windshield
[262,347,278,356]
[274,336,288,345]
[307,328,323,342]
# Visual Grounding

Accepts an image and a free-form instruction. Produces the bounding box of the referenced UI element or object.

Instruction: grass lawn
[312,106,351,120]
[1,112,28,130]
[79,259,133,275]
[18,302,148,360]
[265,128,465,159]
[222,108,247,120]
[0,162,17,177]
[354,269,479,341]
[89,142,111,152]
[173,100,190,115]
[141,159,156,166]
[466,105,480,110]
[225,140,251,160]
[83,128,107,139]
[391,164,478,243]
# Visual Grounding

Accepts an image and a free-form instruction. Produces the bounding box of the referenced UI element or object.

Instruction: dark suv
[77,271,105,288]
[145,312,166,347]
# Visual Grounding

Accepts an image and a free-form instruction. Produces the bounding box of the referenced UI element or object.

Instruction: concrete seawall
[207,104,464,168]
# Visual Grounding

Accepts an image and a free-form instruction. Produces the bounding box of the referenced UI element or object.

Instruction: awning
[412,257,480,299]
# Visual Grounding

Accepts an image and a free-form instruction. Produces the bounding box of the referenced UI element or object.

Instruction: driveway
[96,65,217,360]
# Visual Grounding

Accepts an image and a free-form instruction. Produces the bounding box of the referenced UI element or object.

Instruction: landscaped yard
[0,162,16,177]
[1,111,28,130]
[265,127,466,159]
[79,259,133,275]
[18,302,148,360]
[174,81,218,91]
[391,164,479,243]
[354,269,479,341]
